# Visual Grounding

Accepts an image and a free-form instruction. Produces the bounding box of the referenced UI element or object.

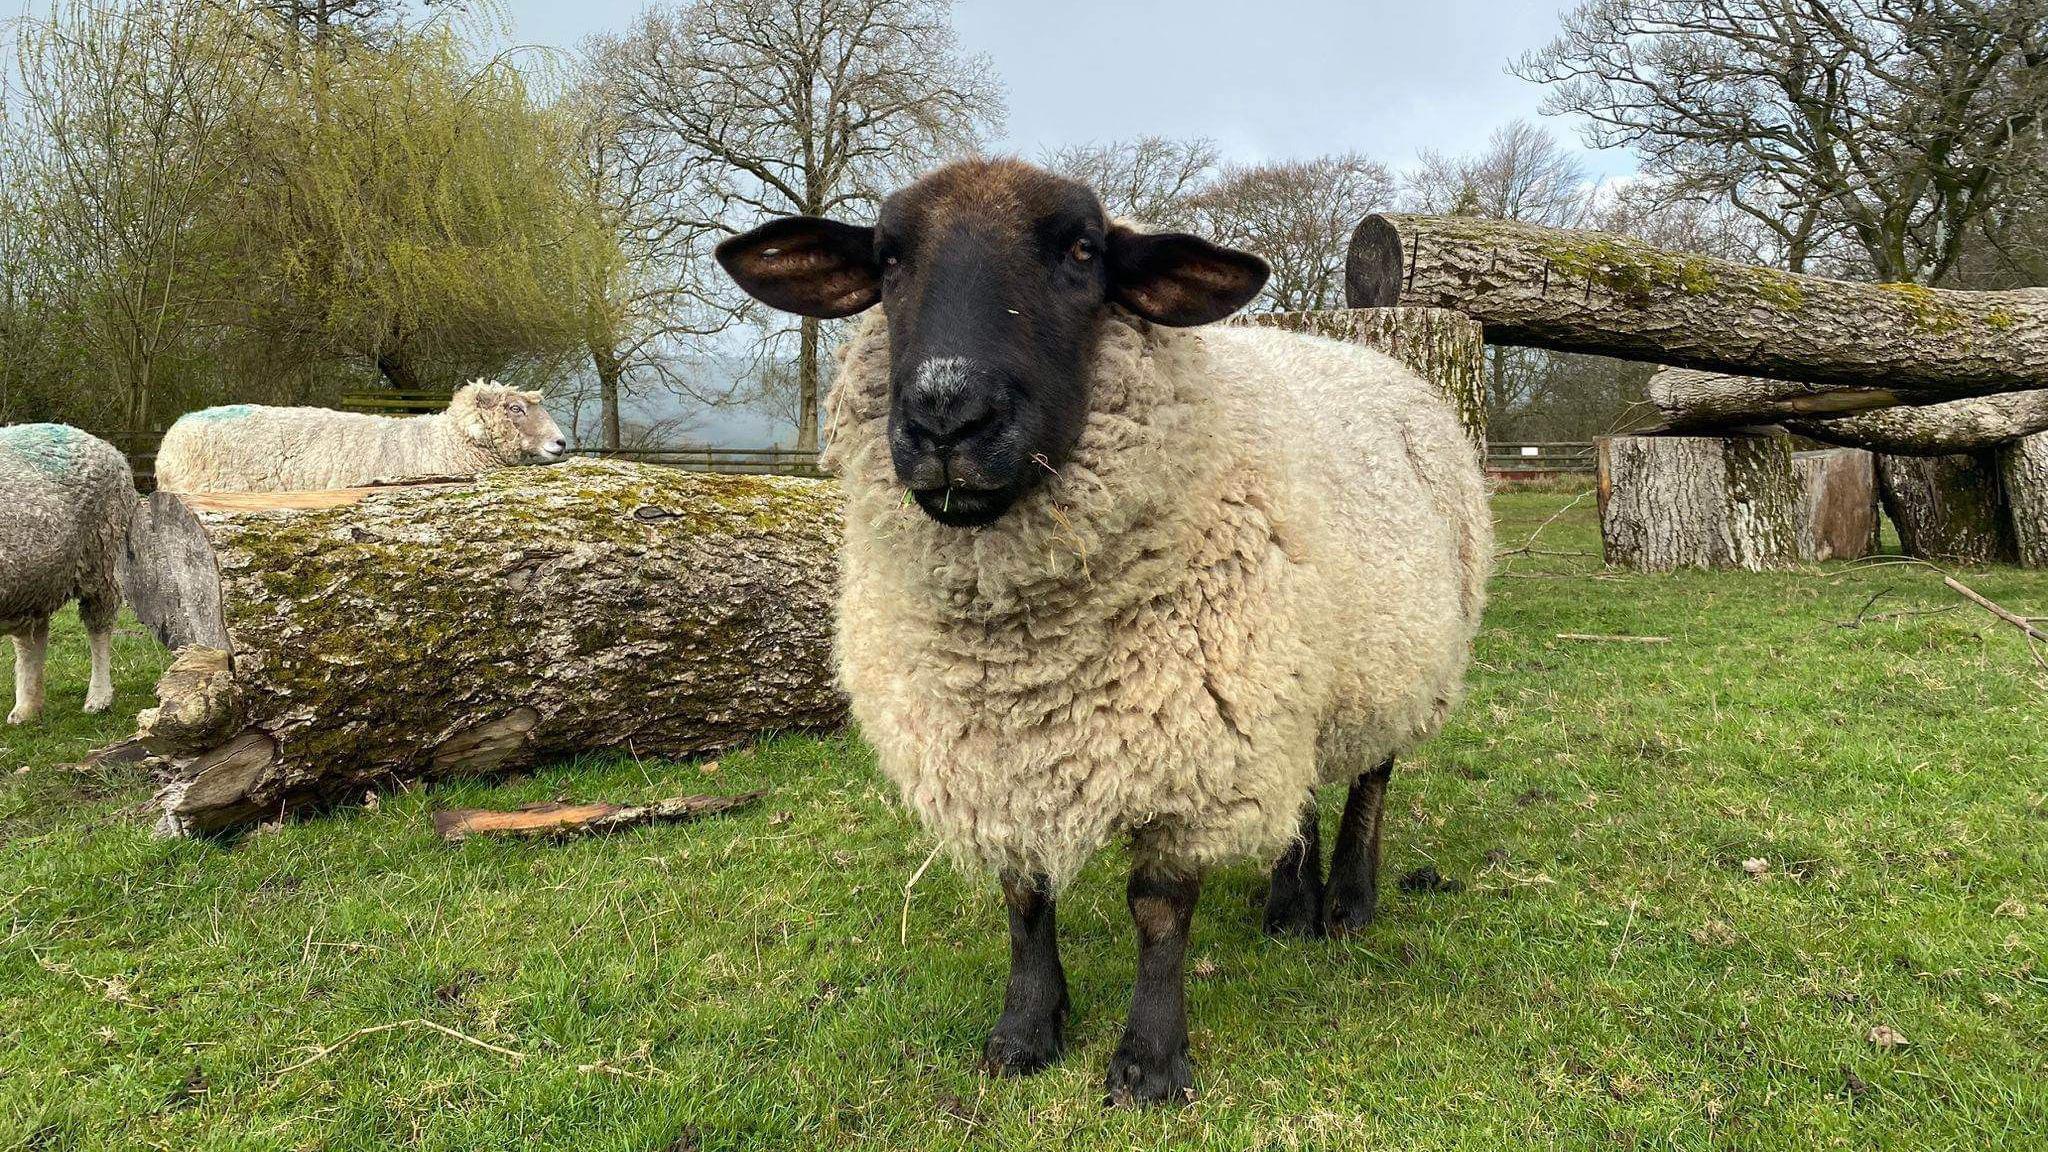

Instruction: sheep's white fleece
[823,307,1491,885]
[0,424,133,637]
[153,382,546,493]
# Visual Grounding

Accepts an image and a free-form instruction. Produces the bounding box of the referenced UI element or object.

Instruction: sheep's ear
[717,216,880,319]
[1107,225,1268,326]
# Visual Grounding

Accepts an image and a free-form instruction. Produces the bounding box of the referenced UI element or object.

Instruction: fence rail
[572,446,823,477]
[1484,442,1595,477]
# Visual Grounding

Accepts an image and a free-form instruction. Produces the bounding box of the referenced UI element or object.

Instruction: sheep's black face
[716,159,1268,528]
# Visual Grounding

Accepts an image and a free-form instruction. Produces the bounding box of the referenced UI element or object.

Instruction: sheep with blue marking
[718,159,1490,1106]
[152,381,568,493]
[0,424,135,724]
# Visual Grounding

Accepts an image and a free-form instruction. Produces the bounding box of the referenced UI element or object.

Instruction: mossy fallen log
[1349,214,2048,409]
[113,459,843,836]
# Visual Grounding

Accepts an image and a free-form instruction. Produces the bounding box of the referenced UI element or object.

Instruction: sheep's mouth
[533,447,568,463]
[911,481,1015,527]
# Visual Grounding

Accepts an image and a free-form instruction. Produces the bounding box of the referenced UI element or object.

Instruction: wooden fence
[572,446,822,477]
[1485,442,1595,479]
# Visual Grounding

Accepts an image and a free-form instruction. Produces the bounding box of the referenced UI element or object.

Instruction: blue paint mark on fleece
[187,404,256,422]
[0,423,87,478]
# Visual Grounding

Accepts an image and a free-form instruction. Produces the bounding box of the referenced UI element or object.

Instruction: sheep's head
[449,381,567,465]
[716,158,1268,527]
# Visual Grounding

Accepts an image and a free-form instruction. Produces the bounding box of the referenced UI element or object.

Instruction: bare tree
[1042,135,1219,229]
[1516,0,2048,284]
[14,1,250,434]
[596,0,1003,450]
[1405,120,1592,226]
[1193,155,1394,313]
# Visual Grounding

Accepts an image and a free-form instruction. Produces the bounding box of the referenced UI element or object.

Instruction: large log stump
[1596,435,1799,572]
[1239,307,1487,449]
[1876,453,2016,565]
[1791,449,1879,562]
[1349,214,2048,410]
[115,459,844,836]
[2001,433,2048,568]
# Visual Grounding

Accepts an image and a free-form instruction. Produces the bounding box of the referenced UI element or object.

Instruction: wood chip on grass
[433,791,765,843]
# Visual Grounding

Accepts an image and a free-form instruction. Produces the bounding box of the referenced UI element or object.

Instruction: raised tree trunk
[114,459,844,836]
[1647,368,2048,450]
[795,317,821,453]
[1349,214,2048,409]
[1596,435,1799,572]
[1791,448,1879,562]
[2000,433,2048,568]
[1876,453,2016,565]
[1238,307,1487,448]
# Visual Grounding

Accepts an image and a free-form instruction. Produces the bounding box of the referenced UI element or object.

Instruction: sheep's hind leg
[8,617,49,725]
[1325,758,1394,936]
[1262,798,1325,938]
[1104,863,1201,1107]
[981,871,1068,1076]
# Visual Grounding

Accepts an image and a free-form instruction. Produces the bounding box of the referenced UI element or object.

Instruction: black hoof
[1102,1031,1193,1107]
[981,1009,1066,1077]
[1325,884,1379,938]
[1261,887,1327,939]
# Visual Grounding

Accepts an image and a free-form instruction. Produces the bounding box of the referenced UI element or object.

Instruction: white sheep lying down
[153,380,567,493]
[0,424,136,724]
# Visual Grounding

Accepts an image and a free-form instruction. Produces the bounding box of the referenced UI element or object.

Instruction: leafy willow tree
[211,14,602,394]
[594,0,1003,451]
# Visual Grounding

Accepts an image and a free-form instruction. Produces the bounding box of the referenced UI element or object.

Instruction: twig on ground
[1496,489,1593,560]
[1836,588,1890,629]
[900,842,943,948]
[1556,633,1671,644]
[1942,576,2048,644]
[270,1019,526,1081]
[433,791,764,843]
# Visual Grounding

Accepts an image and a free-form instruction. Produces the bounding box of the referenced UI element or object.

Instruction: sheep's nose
[543,438,567,458]
[901,358,1000,449]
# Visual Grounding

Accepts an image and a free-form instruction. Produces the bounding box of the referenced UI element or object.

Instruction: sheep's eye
[1068,239,1096,263]
[509,403,527,416]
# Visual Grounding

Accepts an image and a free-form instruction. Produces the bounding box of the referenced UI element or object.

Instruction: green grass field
[2,491,2044,1151]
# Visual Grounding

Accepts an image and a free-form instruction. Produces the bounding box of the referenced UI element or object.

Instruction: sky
[499,0,1638,183]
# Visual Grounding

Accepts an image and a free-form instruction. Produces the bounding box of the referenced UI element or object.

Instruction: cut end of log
[1344,214,1406,308]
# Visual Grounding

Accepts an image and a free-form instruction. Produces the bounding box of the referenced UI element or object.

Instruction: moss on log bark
[1239,307,1487,448]
[2000,433,2048,568]
[1350,214,2048,409]
[116,460,844,836]
[1876,453,2016,565]
[1596,435,1799,572]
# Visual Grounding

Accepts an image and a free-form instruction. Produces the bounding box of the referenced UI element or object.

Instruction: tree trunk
[1791,448,1879,562]
[1999,433,2048,568]
[1348,214,2048,409]
[596,351,624,451]
[1596,435,1799,572]
[1876,453,2016,565]
[376,348,423,392]
[795,316,821,452]
[114,459,844,836]
[1238,307,1487,449]
[1647,367,2048,451]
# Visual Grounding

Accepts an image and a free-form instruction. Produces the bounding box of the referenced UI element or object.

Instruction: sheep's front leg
[1262,798,1325,938]
[8,618,49,725]
[981,871,1068,1076]
[80,589,119,714]
[1105,865,1201,1107]
[1326,757,1394,936]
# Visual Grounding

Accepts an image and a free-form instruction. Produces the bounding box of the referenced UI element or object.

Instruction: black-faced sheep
[152,380,568,493]
[0,424,136,724]
[718,159,1490,1106]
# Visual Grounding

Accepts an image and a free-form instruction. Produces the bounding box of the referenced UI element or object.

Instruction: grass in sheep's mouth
[0,490,2042,1150]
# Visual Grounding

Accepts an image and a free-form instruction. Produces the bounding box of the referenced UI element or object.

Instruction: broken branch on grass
[1496,489,1593,560]
[270,1018,526,1081]
[1941,576,2048,644]
[1555,633,1672,644]
[433,791,765,843]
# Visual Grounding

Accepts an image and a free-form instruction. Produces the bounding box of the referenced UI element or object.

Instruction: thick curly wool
[154,381,547,493]
[0,424,134,637]
[823,308,1491,885]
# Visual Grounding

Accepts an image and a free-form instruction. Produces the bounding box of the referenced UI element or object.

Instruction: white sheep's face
[460,385,568,464]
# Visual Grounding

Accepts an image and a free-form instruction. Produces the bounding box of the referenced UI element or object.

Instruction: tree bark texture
[1647,368,2048,452]
[1876,453,2016,566]
[1349,214,2048,409]
[1999,433,2048,568]
[1238,307,1487,449]
[116,459,844,836]
[1596,435,1799,572]
[1790,449,1879,563]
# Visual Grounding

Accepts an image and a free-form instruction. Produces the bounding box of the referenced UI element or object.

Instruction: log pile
[112,460,844,836]
[1342,213,2048,570]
